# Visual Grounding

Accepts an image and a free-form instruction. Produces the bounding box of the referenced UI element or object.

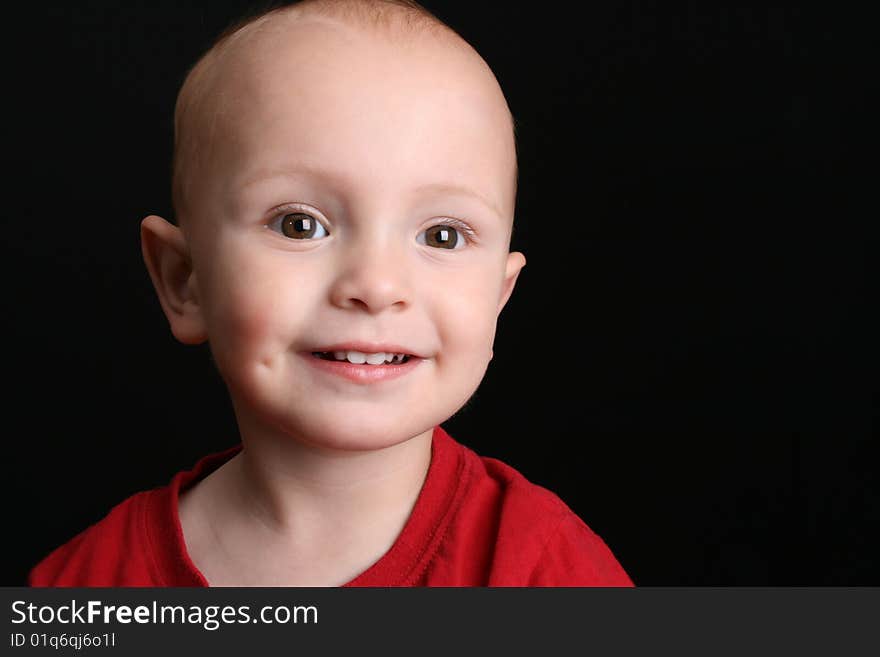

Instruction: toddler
[30,0,633,586]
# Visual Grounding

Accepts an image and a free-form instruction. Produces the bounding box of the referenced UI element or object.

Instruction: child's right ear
[140,215,208,345]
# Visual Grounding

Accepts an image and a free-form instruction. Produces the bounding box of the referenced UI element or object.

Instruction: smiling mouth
[311,351,412,365]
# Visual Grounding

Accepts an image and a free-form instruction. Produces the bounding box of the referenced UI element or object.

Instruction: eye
[269,211,329,240]
[417,223,466,250]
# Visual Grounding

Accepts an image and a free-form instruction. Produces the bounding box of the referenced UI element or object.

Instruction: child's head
[142,0,525,451]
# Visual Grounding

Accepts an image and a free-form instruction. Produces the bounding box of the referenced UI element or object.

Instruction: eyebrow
[238,164,504,219]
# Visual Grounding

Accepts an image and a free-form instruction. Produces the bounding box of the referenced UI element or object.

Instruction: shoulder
[28,490,156,587]
[29,445,241,587]
[447,438,634,586]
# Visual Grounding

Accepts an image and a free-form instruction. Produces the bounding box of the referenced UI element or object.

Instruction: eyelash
[266,204,478,245]
[425,217,478,245]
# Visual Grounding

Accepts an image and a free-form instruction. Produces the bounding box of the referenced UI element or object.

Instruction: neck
[236,427,433,533]
[178,405,435,585]
[223,405,434,546]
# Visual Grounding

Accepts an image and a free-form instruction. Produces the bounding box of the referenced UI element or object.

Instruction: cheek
[432,264,501,362]
[198,248,320,372]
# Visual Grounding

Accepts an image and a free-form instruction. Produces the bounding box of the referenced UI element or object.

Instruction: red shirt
[29,426,634,586]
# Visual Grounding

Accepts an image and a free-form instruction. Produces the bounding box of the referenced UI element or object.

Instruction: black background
[6,1,875,585]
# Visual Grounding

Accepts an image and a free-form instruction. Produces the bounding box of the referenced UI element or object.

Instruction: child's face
[178,18,524,450]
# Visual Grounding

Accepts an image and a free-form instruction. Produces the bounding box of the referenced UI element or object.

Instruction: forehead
[197,16,516,218]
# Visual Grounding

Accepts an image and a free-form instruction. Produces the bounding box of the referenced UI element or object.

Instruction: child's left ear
[497,251,526,315]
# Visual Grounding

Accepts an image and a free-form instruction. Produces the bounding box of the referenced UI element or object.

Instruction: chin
[282,411,435,453]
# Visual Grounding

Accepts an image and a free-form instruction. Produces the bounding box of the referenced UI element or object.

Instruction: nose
[328,240,412,314]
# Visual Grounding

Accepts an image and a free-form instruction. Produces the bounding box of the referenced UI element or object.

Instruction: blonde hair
[170,0,517,224]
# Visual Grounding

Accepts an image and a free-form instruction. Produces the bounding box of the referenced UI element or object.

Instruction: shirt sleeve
[527,511,635,587]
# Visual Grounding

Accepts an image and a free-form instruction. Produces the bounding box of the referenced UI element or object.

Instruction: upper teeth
[330,351,408,365]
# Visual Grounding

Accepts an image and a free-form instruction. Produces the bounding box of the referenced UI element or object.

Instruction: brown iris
[425,225,459,249]
[281,213,319,239]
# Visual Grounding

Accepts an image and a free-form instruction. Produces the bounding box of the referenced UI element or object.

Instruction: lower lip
[302,353,424,384]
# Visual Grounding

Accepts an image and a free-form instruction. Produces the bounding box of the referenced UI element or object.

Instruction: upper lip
[309,342,425,358]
